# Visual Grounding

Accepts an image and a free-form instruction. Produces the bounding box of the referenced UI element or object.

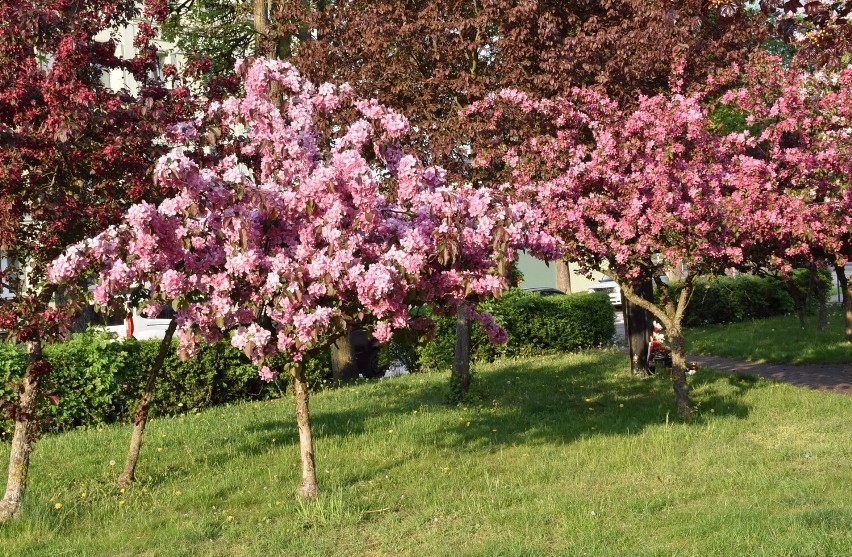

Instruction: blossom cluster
[465,52,851,286]
[49,58,560,379]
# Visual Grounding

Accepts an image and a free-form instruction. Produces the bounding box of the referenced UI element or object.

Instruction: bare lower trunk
[668,330,693,418]
[846,281,852,342]
[624,279,655,376]
[330,333,358,381]
[817,294,827,333]
[117,320,177,487]
[836,265,849,306]
[452,301,472,394]
[292,364,318,498]
[0,340,43,522]
[555,260,572,294]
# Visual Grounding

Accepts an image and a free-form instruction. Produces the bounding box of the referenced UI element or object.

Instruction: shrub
[668,271,831,327]
[417,289,616,372]
[0,329,335,439]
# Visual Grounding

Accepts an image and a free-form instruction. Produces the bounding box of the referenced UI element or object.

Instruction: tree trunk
[836,265,849,306]
[292,363,319,498]
[452,301,472,394]
[667,328,693,418]
[846,280,852,342]
[555,260,572,294]
[117,320,177,487]
[623,278,655,376]
[330,333,358,381]
[0,340,44,522]
[837,266,852,341]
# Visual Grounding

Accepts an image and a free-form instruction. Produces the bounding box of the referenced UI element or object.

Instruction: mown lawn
[2,349,851,556]
[686,305,852,365]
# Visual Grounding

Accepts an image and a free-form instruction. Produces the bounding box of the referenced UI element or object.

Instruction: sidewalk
[688,355,852,395]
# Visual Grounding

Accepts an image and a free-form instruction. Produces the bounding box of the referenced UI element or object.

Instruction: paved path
[611,309,852,395]
[688,355,852,395]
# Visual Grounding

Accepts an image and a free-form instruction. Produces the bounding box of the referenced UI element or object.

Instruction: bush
[669,271,831,327]
[0,329,334,439]
[417,289,616,372]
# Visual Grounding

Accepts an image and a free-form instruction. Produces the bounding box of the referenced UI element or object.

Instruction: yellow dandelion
[119,488,125,494]
[118,500,125,506]
[175,490,182,496]
[157,447,163,452]
[226,515,234,521]
[54,502,62,510]
[275,501,281,506]
[466,421,471,427]
[619,403,624,408]
[80,492,87,498]
[710,408,715,413]
[492,429,497,432]
[387,429,394,434]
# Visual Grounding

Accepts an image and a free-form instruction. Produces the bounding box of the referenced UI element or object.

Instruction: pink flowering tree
[50,58,559,497]
[713,53,852,337]
[465,59,834,417]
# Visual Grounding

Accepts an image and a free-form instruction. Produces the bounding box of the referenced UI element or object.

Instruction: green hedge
[417,289,616,372]
[671,271,831,327]
[0,330,336,439]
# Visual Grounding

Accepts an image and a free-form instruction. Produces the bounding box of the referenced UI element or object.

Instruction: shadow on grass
[423,353,759,452]
[143,351,765,488]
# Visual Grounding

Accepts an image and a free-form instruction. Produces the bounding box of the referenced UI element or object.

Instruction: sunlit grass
[1,349,851,556]
[686,304,852,365]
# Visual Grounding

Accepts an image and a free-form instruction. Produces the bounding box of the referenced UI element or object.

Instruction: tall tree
[50,58,557,497]
[467,52,845,416]
[0,0,197,521]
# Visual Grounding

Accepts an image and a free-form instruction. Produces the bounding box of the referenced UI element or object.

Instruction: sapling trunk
[117,319,177,487]
[452,301,472,394]
[0,340,44,523]
[846,281,852,342]
[292,363,319,498]
[817,294,827,333]
[667,328,693,418]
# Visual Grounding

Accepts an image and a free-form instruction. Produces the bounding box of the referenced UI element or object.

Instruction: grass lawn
[2,350,852,556]
[686,304,852,365]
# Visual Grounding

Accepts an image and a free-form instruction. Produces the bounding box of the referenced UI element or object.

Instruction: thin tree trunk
[624,278,654,376]
[846,280,852,342]
[117,320,177,487]
[0,340,43,523]
[452,301,472,394]
[330,333,358,381]
[555,260,572,294]
[836,265,849,306]
[292,363,318,498]
[668,328,693,418]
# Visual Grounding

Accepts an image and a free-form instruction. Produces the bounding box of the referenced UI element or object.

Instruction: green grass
[2,350,852,556]
[686,305,852,365]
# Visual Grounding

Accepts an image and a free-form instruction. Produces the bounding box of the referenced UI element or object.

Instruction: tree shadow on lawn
[142,354,766,489]
[422,354,761,452]
[235,354,761,456]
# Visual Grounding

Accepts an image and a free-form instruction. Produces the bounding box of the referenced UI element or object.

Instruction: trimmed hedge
[671,270,831,327]
[418,289,616,372]
[0,330,336,439]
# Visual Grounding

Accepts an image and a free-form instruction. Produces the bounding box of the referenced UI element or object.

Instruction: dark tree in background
[0,0,199,521]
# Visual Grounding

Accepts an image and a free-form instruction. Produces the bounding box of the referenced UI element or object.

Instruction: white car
[103,306,175,340]
[588,276,622,306]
